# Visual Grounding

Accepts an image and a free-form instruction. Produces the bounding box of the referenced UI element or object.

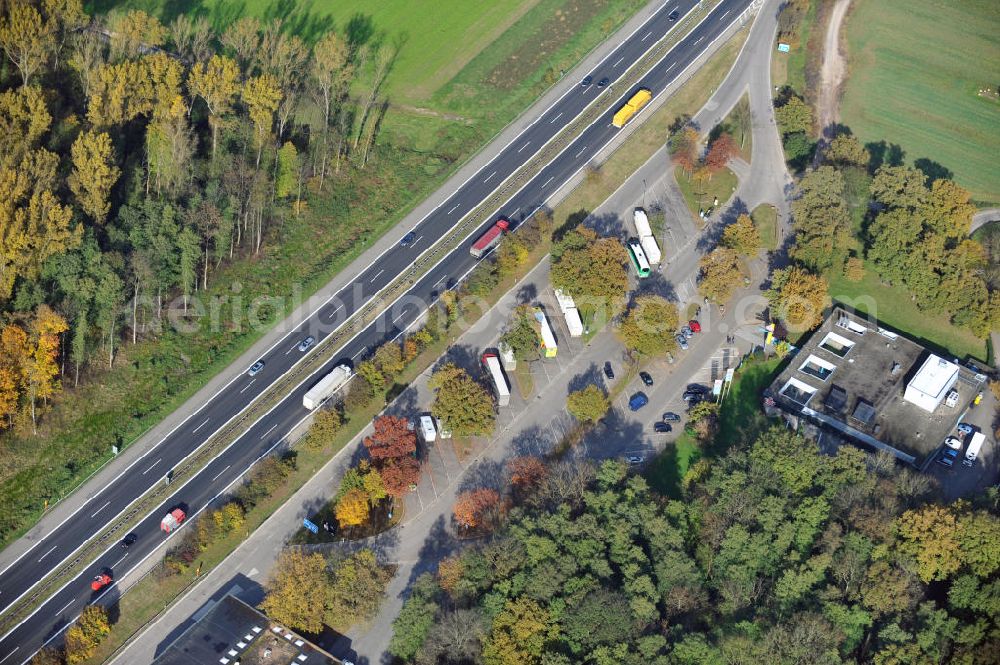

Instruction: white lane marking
[353,347,367,360]
[260,424,278,441]
[55,600,74,616]
[410,235,424,249]
[667,62,677,72]
[326,304,343,318]
[392,311,409,325]
[141,458,161,475]
[484,170,497,183]
[433,274,448,288]
[90,501,110,519]
[447,204,459,214]
[239,379,256,395]
[211,465,231,482]
[694,36,703,46]
[37,546,57,563]
[543,176,555,187]
[510,207,521,217]
[720,9,730,19]
[613,56,624,67]
[517,142,530,153]
[549,112,563,124]
[192,418,210,434]
[642,31,653,41]
[0,648,17,664]
[370,268,385,283]
[111,554,128,569]
[575,146,588,159]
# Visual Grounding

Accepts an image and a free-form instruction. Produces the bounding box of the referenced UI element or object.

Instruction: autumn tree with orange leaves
[453,488,501,530]
[380,457,421,498]
[508,456,547,490]
[705,133,738,173]
[335,488,370,529]
[364,415,417,460]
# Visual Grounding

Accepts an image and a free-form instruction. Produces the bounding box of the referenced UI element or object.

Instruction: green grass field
[90,0,540,106]
[840,0,1000,206]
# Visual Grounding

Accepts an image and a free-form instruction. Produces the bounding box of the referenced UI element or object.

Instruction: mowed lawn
[90,0,541,106]
[840,0,1000,205]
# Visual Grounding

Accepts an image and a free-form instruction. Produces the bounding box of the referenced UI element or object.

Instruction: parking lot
[923,388,998,500]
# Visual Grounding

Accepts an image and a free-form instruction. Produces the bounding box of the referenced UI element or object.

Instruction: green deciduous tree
[551,226,628,316]
[260,549,332,634]
[617,294,679,356]
[775,95,813,135]
[566,384,609,424]
[790,166,851,271]
[698,247,742,302]
[766,265,829,331]
[429,363,496,437]
[64,605,110,664]
[721,213,762,256]
[69,131,120,225]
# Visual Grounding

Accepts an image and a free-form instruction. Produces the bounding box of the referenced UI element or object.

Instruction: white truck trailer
[302,364,352,410]
[639,235,662,265]
[553,289,584,337]
[633,208,653,237]
[964,432,985,467]
[482,353,511,406]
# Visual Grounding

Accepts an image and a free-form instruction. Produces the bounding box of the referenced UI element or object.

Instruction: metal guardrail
[0,0,731,639]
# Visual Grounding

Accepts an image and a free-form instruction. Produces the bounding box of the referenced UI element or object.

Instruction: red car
[688,319,702,333]
[91,573,112,592]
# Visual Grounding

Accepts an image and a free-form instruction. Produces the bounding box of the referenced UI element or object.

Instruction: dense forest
[390,429,1000,664]
[0,0,407,538]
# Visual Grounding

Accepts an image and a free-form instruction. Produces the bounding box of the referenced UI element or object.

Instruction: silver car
[675,334,689,350]
[247,361,265,376]
[297,336,315,352]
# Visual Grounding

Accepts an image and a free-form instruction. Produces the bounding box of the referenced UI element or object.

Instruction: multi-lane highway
[0,0,752,660]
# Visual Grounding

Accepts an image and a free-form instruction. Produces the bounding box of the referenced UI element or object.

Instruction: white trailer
[639,235,661,265]
[633,208,652,238]
[564,307,584,337]
[482,353,511,406]
[964,432,985,466]
[553,288,576,315]
[302,364,352,410]
[418,415,437,442]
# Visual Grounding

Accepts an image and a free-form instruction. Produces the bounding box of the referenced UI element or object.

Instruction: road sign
[777,43,790,53]
[303,518,319,534]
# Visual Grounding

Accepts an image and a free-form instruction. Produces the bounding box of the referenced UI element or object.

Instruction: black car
[597,77,610,88]
[581,75,593,86]
[686,384,707,394]
[639,371,654,386]
[662,412,681,422]
[120,533,137,550]
[654,422,672,433]
[604,361,614,380]
[668,10,680,21]
[682,390,703,403]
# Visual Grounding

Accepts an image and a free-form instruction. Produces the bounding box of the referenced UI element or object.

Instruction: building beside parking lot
[152,593,342,665]
[765,308,987,465]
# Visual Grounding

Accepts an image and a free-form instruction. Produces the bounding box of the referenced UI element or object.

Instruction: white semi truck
[302,364,353,410]
[964,432,985,467]
[632,208,662,265]
[482,352,511,406]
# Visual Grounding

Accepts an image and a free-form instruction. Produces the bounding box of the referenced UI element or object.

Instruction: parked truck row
[553,289,584,337]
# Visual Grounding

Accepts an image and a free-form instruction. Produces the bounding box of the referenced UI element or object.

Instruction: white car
[943,436,962,450]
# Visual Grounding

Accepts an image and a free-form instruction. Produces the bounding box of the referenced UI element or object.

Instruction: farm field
[840,0,1000,206]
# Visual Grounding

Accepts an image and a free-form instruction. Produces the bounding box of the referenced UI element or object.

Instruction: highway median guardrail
[0,0,737,640]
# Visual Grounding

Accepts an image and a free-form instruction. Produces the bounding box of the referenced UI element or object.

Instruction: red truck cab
[160,508,186,533]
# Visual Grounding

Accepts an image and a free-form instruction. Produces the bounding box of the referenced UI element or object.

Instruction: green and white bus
[627,240,651,278]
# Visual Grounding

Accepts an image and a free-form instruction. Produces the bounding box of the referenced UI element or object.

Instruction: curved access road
[0,0,755,660]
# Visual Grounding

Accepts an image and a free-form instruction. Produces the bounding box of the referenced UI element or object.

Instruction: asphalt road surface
[0,0,752,659]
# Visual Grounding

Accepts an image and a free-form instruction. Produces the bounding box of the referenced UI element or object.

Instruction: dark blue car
[628,392,648,411]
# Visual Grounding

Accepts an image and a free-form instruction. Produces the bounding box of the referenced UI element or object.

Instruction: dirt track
[816,0,851,134]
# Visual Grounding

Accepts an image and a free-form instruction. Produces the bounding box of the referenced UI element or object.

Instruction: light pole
[642,179,647,208]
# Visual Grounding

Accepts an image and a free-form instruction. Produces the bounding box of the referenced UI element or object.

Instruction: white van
[418,415,437,442]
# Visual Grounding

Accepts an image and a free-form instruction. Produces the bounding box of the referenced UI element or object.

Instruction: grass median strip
[0,0,742,643]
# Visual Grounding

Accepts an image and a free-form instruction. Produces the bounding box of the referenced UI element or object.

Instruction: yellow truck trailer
[612,88,652,128]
